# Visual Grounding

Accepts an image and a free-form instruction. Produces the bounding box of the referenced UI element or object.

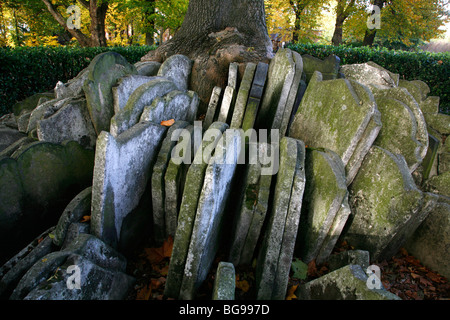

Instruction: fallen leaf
[144,237,174,264]
[161,119,175,127]
[286,285,298,300]
[80,215,91,223]
[291,258,308,280]
[236,279,250,293]
[136,284,152,300]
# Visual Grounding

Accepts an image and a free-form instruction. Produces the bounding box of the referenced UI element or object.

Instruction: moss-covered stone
[302,54,341,83]
[425,171,450,197]
[230,63,256,129]
[212,262,235,300]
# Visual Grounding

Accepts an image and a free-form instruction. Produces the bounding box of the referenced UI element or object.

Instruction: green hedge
[288,43,450,114]
[0,46,156,116]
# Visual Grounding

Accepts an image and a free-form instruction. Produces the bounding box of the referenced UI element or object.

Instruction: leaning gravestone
[241,62,269,132]
[83,52,137,134]
[289,71,380,185]
[296,148,348,264]
[179,129,242,300]
[134,61,161,77]
[256,137,306,300]
[164,122,228,299]
[110,78,177,136]
[340,62,398,88]
[302,54,341,83]
[140,90,199,126]
[212,262,236,300]
[228,142,273,266]
[372,96,423,172]
[37,98,97,149]
[91,121,167,248]
[204,87,223,129]
[112,75,160,113]
[344,146,432,261]
[157,54,192,91]
[230,62,256,128]
[54,67,89,100]
[152,121,190,244]
[27,97,72,133]
[217,86,236,124]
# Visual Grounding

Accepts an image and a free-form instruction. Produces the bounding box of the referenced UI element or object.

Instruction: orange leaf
[286,284,298,300]
[236,279,250,293]
[163,236,174,258]
[143,237,174,264]
[80,215,91,223]
[161,119,175,127]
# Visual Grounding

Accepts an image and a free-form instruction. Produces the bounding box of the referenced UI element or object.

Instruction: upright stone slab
[302,54,340,83]
[289,71,379,181]
[230,63,256,129]
[256,137,306,300]
[373,96,423,172]
[228,62,239,90]
[370,86,429,160]
[112,75,159,113]
[255,48,299,131]
[91,121,167,248]
[157,54,192,91]
[110,78,177,136]
[134,61,161,76]
[344,146,426,261]
[340,62,398,88]
[212,262,236,300]
[164,122,228,299]
[204,87,222,129]
[241,62,269,132]
[83,52,137,134]
[296,148,347,264]
[37,98,97,149]
[228,143,273,266]
[165,125,195,238]
[217,86,236,124]
[179,129,242,300]
[139,90,199,126]
[152,121,190,244]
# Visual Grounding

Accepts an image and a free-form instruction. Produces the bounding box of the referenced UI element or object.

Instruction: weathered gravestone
[157,54,192,91]
[134,61,161,77]
[340,62,399,89]
[112,75,161,113]
[289,71,380,186]
[164,122,228,299]
[110,78,177,136]
[296,148,348,265]
[255,48,302,135]
[83,52,137,134]
[91,121,167,248]
[302,54,341,83]
[256,137,306,300]
[228,142,274,266]
[343,146,437,261]
[54,67,89,100]
[212,262,236,300]
[230,62,256,128]
[179,129,242,300]
[37,98,97,149]
[152,121,190,244]
[204,86,223,129]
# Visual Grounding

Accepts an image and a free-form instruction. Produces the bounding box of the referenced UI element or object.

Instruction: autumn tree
[142,0,274,110]
[288,0,328,43]
[331,0,358,45]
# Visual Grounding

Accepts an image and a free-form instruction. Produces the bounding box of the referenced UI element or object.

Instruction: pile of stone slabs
[255,136,306,300]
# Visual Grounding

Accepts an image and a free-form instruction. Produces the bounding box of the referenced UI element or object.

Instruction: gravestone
[344,146,430,261]
[83,52,137,134]
[139,90,199,126]
[228,62,239,90]
[289,71,379,184]
[54,68,89,100]
[157,54,192,91]
[340,62,399,88]
[217,86,236,124]
[296,148,348,264]
[302,54,340,83]
[134,61,161,76]
[204,86,222,129]
[37,98,97,149]
[256,137,306,300]
[212,262,236,300]
[228,143,273,266]
[230,63,256,128]
[152,121,190,244]
[91,121,167,248]
[27,97,71,133]
[241,62,269,132]
[164,122,228,299]
[112,75,159,113]
[179,129,242,300]
[110,78,177,136]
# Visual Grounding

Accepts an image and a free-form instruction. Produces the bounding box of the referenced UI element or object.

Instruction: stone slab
[302,54,340,83]
[157,54,192,91]
[217,86,236,124]
[179,129,242,300]
[212,262,236,300]
[340,62,398,88]
[110,78,177,136]
[164,122,228,299]
[91,121,167,248]
[204,86,222,129]
[83,52,137,134]
[134,61,161,76]
[112,75,161,113]
[230,63,256,129]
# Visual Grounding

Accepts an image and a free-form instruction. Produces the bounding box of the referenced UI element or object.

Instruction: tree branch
[77,0,90,10]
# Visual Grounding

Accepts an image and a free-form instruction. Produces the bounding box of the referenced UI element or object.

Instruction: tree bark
[331,0,356,46]
[142,0,273,112]
[362,0,386,46]
[89,0,108,47]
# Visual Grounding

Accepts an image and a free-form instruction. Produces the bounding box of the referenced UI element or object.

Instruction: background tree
[331,0,357,45]
[142,0,274,111]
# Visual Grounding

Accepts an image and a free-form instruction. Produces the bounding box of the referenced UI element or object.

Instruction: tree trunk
[89,0,108,47]
[331,0,356,46]
[141,0,273,112]
[331,17,345,46]
[362,0,386,46]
